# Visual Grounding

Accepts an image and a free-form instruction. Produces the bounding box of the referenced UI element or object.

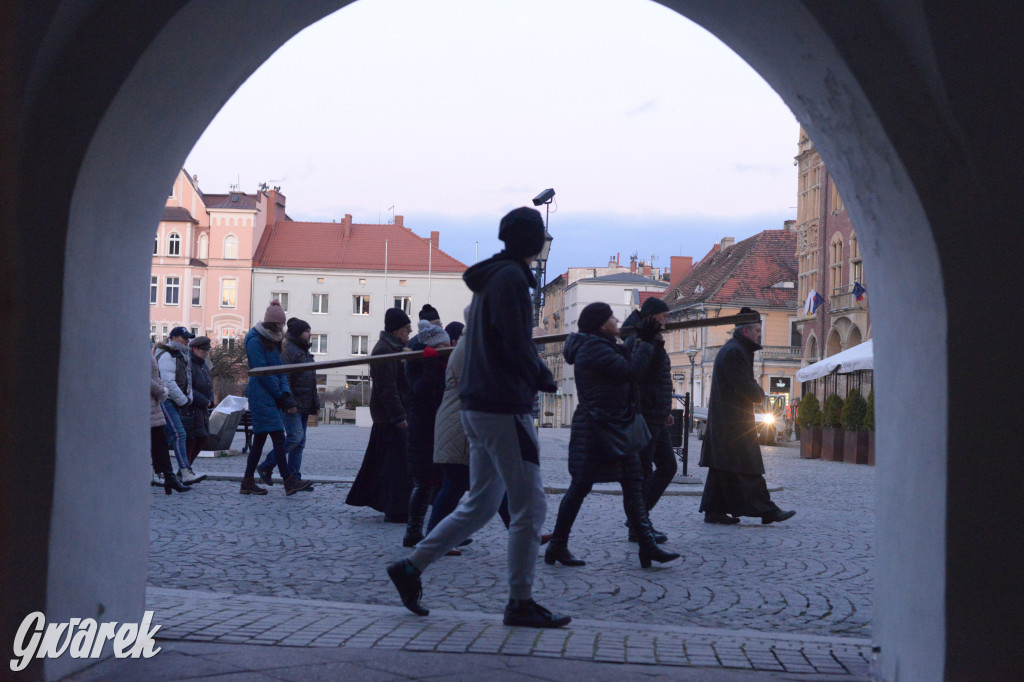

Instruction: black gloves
[636,316,662,343]
[276,392,298,412]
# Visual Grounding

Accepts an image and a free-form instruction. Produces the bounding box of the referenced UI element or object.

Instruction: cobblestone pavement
[147,425,873,676]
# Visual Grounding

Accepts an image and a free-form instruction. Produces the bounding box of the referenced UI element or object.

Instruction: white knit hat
[417,320,450,348]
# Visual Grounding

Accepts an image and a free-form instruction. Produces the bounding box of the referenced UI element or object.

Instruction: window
[223,235,238,259]
[197,234,208,259]
[153,236,159,255]
[190,326,198,337]
[221,278,237,308]
[221,336,236,351]
[351,335,369,356]
[271,292,289,312]
[394,296,412,315]
[310,334,328,355]
[352,295,370,315]
[164,276,180,305]
[150,325,156,345]
[312,293,329,314]
[150,276,158,304]
[162,325,168,339]
[168,233,181,256]
[790,318,802,347]
[191,277,202,306]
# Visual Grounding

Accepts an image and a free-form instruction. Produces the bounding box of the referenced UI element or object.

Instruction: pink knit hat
[264,300,287,325]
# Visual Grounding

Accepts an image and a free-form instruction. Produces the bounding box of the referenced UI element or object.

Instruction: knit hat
[417,320,450,348]
[385,307,412,333]
[287,317,311,336]
[735,306,761,329]
[640,296,669,316]
[444,321,465,345]
[498,207,546,258]
[578,302,614,334]
[264,300,287,325]
[188,335,212,351]
[418,304,440,322]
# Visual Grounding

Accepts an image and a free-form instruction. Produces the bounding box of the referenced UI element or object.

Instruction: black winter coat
[564,332,655,483]
[405,346,447,475]
[699,330,767,475]
[459,252,554,414]
[282,335,320,415]
[186,354,213,439]
[623,311,673,427]
[369,332,410,425]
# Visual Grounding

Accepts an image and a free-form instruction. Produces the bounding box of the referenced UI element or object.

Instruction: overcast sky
[185,0,799,277]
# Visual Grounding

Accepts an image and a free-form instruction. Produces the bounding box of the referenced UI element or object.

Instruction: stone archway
[826,328,843,357]
[5,2,1021,680]
[847,325,863,349]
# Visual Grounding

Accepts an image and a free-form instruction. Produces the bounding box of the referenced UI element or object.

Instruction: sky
[185,0,800,278]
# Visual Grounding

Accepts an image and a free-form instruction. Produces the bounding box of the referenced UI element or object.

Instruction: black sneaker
[704,512,741,525]
[387,560,429,616]
[256,466,273,486]
[503,599,571,628]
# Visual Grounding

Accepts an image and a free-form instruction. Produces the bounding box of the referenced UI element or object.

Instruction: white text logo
[10,611,162,672]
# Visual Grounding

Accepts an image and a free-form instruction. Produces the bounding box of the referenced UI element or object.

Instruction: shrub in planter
[796,393,822,459]
[820,393,845,461]
[864,390,876,465]
[842,389,869,464]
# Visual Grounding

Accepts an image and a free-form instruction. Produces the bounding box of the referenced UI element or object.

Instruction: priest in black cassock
[698,307,796,525]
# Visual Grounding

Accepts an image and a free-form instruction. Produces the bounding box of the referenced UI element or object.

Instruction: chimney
[608,256,617,268]
[720,236,735,249]
[670,256,693,288]
[630,254,638,274]
[430,230,439,249]
[264,188,286,228]
[342,214,352,240]
[784,219,796,232]
[642,264,651,278]
[395,215,404,228]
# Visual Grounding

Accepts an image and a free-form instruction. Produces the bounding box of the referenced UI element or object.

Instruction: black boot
[626,521,667,543]
[622,472,680,568]
[163,471,191,495]
[403,481,430,547]
[544,539,585,566]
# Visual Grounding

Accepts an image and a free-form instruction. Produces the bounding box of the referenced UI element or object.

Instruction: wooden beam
[248,311,759,376]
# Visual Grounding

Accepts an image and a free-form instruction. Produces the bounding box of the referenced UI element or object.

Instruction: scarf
[255,322,283,344]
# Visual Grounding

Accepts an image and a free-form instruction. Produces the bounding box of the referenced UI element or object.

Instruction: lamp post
[530,188,555,327]
[685,347,699,407]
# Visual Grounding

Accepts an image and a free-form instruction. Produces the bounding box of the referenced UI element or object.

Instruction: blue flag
[852,281,867,301]
[811,291,825,314]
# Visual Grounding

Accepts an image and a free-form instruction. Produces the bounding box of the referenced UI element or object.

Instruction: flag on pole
[852,281,867,301]
[804,289,816,315]
[811,291,825,314]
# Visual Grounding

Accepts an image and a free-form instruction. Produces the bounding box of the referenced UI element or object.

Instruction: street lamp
[685,348,699,407]
[530,188,555,327]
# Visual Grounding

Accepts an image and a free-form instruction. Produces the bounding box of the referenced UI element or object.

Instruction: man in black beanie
[388,207,569,629]
[622,296,676,542]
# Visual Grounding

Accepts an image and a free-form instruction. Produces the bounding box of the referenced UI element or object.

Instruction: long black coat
[564,332,654,483]
[369,332,410,425]
[186,353,213,439]
[405,347,447,477]
[699,330,767,475]
[623,312,673,427]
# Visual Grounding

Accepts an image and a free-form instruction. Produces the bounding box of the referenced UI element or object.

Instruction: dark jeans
[244,431,290,480]
[259,411,308,477]
[638,424,677,513]
[551,454,647,544]
[427,463,470,532]
[150,425,173,475]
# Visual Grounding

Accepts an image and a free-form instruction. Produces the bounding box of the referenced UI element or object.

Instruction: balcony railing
[830,285,868,313]
[702,344,802,364]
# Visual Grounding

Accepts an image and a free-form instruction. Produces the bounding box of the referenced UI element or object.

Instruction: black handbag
[586,408,651,459]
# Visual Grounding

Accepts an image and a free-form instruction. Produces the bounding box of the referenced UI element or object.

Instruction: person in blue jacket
[240,300,312,495]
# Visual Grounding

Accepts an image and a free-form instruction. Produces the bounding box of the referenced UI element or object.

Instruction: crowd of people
[148,206,795,629]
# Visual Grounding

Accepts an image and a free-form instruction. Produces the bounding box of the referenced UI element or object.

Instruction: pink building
[150,169,287,347]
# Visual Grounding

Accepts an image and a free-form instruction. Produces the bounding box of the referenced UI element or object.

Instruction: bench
[236,410,253,454]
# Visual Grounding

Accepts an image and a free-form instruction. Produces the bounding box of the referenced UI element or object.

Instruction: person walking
[239,300,312,495]
[346,307,415,521]
[402,321,451,547]
[150,353,189,494]
[544,302,681,569]
[257,317,319,488]
[185,336,214,465]
[699,307,796,524]
[408,304,442,347]
[622,297,677,543]
[387,207,570,628]
[156,326,206,484]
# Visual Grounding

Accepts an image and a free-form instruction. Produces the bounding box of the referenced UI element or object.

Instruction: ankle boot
[163,471,191,495]
[284,474,312,495]
[240,477,268,495]
[622,476,679,568]
[403,482,430,547]
[544,539,586,566]
[403,517,425,547]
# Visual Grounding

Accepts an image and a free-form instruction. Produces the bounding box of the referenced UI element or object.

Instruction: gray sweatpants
[409,411,546,601]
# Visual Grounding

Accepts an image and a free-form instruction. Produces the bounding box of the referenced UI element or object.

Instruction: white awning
[796,339,873,382]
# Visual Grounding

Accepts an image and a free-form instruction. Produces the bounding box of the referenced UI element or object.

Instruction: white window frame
[220,278,237,308]
[394,296,412,315]
[168,232,181,256]
[153,236,159,256]
[312,293,330,314]
[197,233,209,259]
[150,276,158,305]
[350,335,369,356]
[271,291,289,313]
[164,276,180,305]
[310,334,328,355]
[191,277,202,307]
[352,295,370,315]
[223,234,238,259]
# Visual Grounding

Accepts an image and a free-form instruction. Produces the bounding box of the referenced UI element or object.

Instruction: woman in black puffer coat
[545,302,680,569]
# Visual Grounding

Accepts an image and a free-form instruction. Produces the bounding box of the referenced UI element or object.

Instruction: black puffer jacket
[459,252,554,414]
[282,334,320,415]
[405,346,447,476]
[564,331,655,482]
[187,353,214,438]
[369,331,410,425]
[623,310,673,426]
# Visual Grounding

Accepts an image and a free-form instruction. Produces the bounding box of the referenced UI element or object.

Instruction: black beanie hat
[640,297,669,316]
[444,321,465,344]
[578,302,614,334]
[385,307,412,333]
[419,303,440,322]
[286,317,311,336]
[498,207,546,258]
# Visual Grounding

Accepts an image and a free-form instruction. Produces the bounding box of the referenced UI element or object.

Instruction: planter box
[868,431,876,466]
[844,429,869,464]
[821,427,845,462]
[800,426,822,459]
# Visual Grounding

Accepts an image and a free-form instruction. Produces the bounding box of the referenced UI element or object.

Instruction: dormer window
[694,283,704,295]
[771,281,796,289]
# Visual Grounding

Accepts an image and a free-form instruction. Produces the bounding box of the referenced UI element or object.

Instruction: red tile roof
[638,290,663,306]
[253,221,467,273]
[204,193,259,210]
[663,230,798,310]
